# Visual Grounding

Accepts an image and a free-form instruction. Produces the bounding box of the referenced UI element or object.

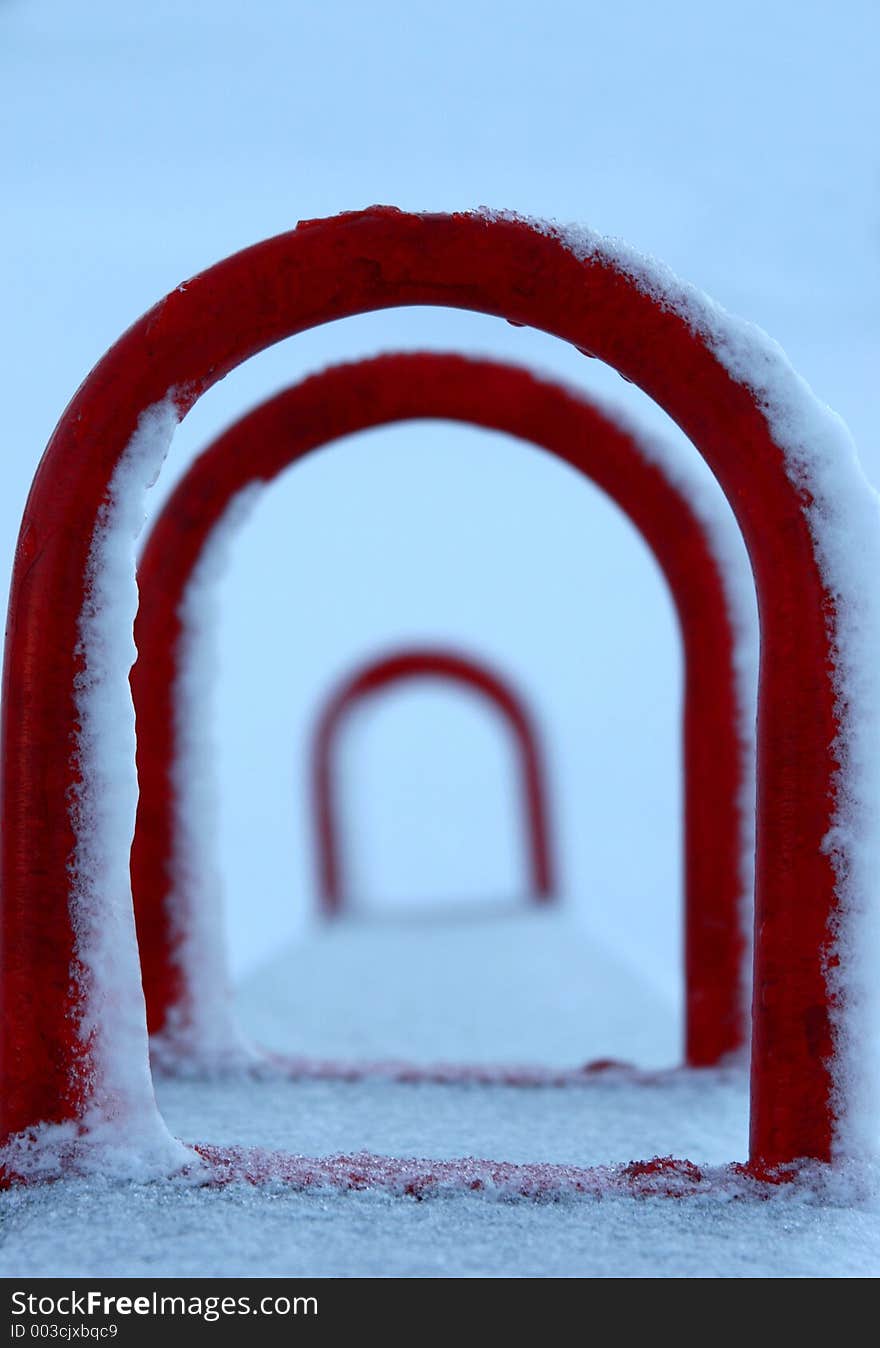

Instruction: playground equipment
[1,207,874,1182]
[311,646,556,916]
[131,353,750,1070]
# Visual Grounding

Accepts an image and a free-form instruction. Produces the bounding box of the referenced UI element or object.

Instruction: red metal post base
[132,353,749,1069]
[1,209,841,1168]
[311,647,556,914]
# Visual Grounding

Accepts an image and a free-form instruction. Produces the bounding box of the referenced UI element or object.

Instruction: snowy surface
[3,913,880,1277]
[2,1067,878,1276]
[235,909,679,1068]
[152,1070,748,1171]
[3,1176,879,1278]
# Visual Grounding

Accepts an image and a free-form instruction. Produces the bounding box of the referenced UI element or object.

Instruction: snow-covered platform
[235,908,680,1068]
[2,911,878,1277]
[1,1075,877,1276]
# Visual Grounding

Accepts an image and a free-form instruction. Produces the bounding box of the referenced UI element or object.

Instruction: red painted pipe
[0,208,843,1168]
[311,647,556,915]
[132,353,747,1070]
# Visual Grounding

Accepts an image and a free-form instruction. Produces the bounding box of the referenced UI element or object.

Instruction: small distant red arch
[312,647,556,917]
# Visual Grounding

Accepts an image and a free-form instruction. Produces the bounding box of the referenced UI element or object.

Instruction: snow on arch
[1,208,877,1182]
[310,645,557,917]
[131,351,753,1076]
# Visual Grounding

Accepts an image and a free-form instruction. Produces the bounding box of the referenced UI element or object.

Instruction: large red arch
[130,353,749,1071]
[0,206,860,1170]
[311,647,556,916]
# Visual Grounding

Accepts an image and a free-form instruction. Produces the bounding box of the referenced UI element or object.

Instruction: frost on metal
[483,208,880,1155]
[622,403,758,1039]
[564,382,759,1038]
[151,483,266,1072]
[66,398,192,1175]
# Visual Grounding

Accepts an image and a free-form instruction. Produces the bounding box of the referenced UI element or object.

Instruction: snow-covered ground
[5,1165,879,1278]
[2,911,879,1277]
[235,909,680,1068]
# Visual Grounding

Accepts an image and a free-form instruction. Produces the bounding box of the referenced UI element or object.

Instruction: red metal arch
[312,647,556,916]
[0,207,850,1169]
[131,353,747,1071]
